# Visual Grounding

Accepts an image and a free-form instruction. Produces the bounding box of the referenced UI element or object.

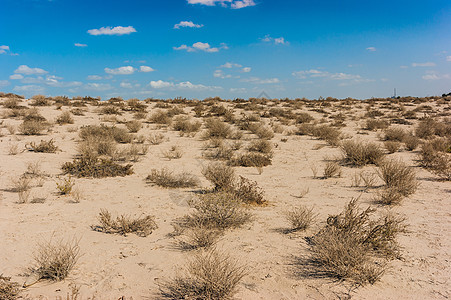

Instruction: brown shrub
[203,118,231,139]
[233,176,266,205]
[341,140,385,166]
[378,159,418,197]
[383,127,406,142]
[30,95,51,106]
[146,168,200,188]
[229,152,272,167]
[0,275,20,300]
[125,120,142,133]
[172,116,202,136]
[312,124,341,146]
[202,162,235,190]
[323,161,342,178]
[149,110,172,125]
[26,139,59,153]
[247,139,273,154]
[79,124,132,143]
[19,120,48,135]
[384,141,401,153]
[56,111,74,125]
[93,209,157,237]
[364,119,389,131]
[403,135,420,151]
[285,206,316,233]
[62,157,133,178]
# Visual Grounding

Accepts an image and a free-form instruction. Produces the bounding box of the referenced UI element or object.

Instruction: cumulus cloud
[149,80,221,90]
[261,35,289,45]
[242,67,251,72]
[13,85,45,93]
[85,83,113,91]
[139,66,155,72]
[366,47,377,51]
[120,82,133,88]
[104,66,136,75]
[187,0,256,9]
[292,69,372,84]
[75,43,87,47]
[87,75,103,80]
[14,65,48,75]
[0,45,18,55]
[0,80,10,87]
[412,62,436,67]
[10,74,24,80]
[214,70,232,78]
[174,21,203,29]
[422,71,450,80]
[174,42,228,53]
[149,80,174,89]
[221,62,242,68]
[241,77,280,84]
[87,26,137,36]
[446,56,451,62]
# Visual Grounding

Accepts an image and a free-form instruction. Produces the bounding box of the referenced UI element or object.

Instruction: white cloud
[0,45,18,55]
[221,62,242,68]
[400,65,409,69]
[242,77,280,84]
[366,47,377,51]
[74,43,87,47]
[242,67,251,73]
[9,74,24,80]
[187,0,255,9]
[139,66,155,72]
[230,87,247,93]
[446,56,451,62]
[422,71,450,80]
[174,21,203,29]
[87,26,137,36]
[174,42,227,53]
[104,66,136,75]
[150,80,174,89]
[87,75,103,80]
[120,82,133,88]
[14,65,48,75]
[292,69,372,84]
[261,35,289,45]
[0,80,10,87]
[85,83,113,91]
[214,70,232,78]
[13,85,45,93]
[412,62,436,67]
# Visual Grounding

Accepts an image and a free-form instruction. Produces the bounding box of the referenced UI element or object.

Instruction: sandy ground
[0,97,450,299]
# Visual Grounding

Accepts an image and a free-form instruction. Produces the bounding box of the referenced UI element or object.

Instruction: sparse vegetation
[146,168,199,188]
[341,140,385,166]
[0,275,20,300]
[93,209,157,237]
[285,206,316,233]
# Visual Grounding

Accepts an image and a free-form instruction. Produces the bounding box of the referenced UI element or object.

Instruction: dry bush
[149,110,172,125]
[229,152,272,167]
[323,161,342,178]
[302,199,405,284]
[247,139,273,154]
[146,168,199,188]
[384,141,401,153]
[125,120,142,133]
[254,126,275,140]
[162,145,183,160]
[8,144,19,155]
[403,135,420,151]
[203,143,234,161]
[148,132,165,145]
[376,187,404,205]
[19,120,47,135]
[30,95,51,106]
[62,157,133,178]
[233,176,266,205]
[0,275,20,300]
[78,136,117,160]
[159,249,247,300]
[56,176,75,195]
[202,162,236,191]
[183,192,251,230]
[2,97,20,109]
[6,124,16,135]
[378,159,418,198]
[56,111,74,125]
[79,125,132,144]
[93,209,157,237]
[364,119,389,131]
[176,223,221,251]
[296,112,314,124]
[415,117,451,139]
[311,124,342,146]
[26,139,59,153]
[341,140,385,166]
[172,116,202,136]
[383,127,406,142]
[100,105,122,115]
[10,176,32,192]
[203,118,231,139]
[285,206,316,233]
[70,108,85,116]
[32,237,80,281]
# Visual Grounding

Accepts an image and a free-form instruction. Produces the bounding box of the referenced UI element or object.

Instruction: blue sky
[1,0,450,100]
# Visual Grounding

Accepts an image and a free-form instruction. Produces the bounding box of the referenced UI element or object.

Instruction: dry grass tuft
[202,162,236,191]
[323,161,342,178]
[32,237,80,281]
[341,140,385,166]
[93,209,157,237]
[19,120,48,135]
[146,168,200,188]
[159,249,247,300]
[62,157,133,178]
[26,139,59,153]
[229,152,272,168]
[0,275,20,300]
[56,111,74,125]
[233,176,266,205]
[285,206,316,233]
[378,159,418,198]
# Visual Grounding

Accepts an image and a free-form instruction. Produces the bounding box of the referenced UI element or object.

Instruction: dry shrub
[146,168,199,188]
[56,111,74,125]
[365,119,389,131]
[202,162,235,191]
[341,140,385,166]
[159,249,247,300]
[376,187,404,205]
[79,124,132,144]
[70,108,85,116]
[2,97,20,109]
[312,124,342,146]
[125,120,142,133]
[183,192,251,231]
[56,176,75,195]
[247,139,273,154]
[383,127,406,142]
[100,105,122,115]
[229,152,272,167]
[384,141,401,153]
[149,110,172,125]
[8,144,19,155]
[303,199,405,284]
[26,139,59,153]
[203,144,234,161]
[403,135,420,151]
[176,224,221,251]
[62,157,133,178]
[378,159,418,198]
[148,132,165,145]
[10,176,32,193]
[296,112,314,124]
[233,176,266,205]
[19,120,47,135]
[32,237,80,281]
[30,95,51,106]
[254,126,275,140]
[162,145,183,160]
[285,206,316,233]
[172,116,202,136]
[0,275,20,300]
[93,209,157,237]
[323,161,342,178]
[415,117,451,139]
[203,118,231,139]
